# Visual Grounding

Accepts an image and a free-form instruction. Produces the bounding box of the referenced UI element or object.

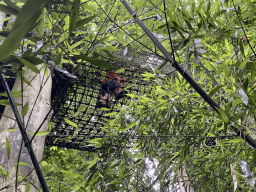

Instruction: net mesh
[46,48,167,151]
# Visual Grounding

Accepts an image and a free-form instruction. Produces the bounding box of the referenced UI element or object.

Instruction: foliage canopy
[1,0,256,191]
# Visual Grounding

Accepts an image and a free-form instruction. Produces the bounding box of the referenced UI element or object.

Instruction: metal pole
[0,73,50,192]
[120,0,256,149]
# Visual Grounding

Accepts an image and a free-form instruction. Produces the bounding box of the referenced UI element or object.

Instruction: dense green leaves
[1,0,255,191]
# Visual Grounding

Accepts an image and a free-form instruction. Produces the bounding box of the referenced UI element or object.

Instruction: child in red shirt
[96,70,130,108]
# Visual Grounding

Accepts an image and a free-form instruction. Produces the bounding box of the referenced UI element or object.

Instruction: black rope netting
[46,47,168,151]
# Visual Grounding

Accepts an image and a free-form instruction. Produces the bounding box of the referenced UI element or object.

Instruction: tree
[0,0,52,191]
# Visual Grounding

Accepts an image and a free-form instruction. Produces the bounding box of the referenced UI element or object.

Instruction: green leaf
[64,118,78,128]
[37,10,44,37]
[128,44,138,58]
[158,60,168,70]
[123,121,136,131]
[0,25,31,60]
[97,36,109,44]
[248,94,256,108]
[0,99,21,106]
[69,0,80,35]
[47,119,51,131]
[110,180,122,185]
[119,164,125,178]
[21,102,29,116]
[0,4,19,15]
[126,94,136,98]
[16,57,40,73]
[239,57,250,70]
[30,131,50,136]
[0,90,23,98]
[77,105,88,112]
[5,129,17,133]
[98,46,119,51]
[102,50,116,60]
[12,0,44,31]
[0,0,45,60]
[253,151,256,166]
[142,72,155,78]
[3,0,20,11]
[6,137,10,159]
[25,182,31,192]
[243,77,249,93]
[103,112,118,116]
[224,139,243,144]
[239,39,244,55]
[252,63,256,81]
[225,39,231,53]
[43,66,48,77]
[115,68,125,73]
[22,56,44,65]
[184,19,193,30]
[74,56,115,69]
[87,157,98,169]
[54,52,62,65]
[99,107,111,111]
[75,15,96,28]
[17,162,30,167]
[209,85,223,97]
[88,138,102,144]
[73,130,78,136]
[216,108,230,123]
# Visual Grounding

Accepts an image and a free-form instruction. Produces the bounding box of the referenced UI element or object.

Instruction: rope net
[47,56,157,151]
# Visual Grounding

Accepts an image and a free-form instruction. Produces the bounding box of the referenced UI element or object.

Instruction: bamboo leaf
[22,56,44,65]
[77,105,88,112]
[128,44,138,58]
[30,131,50,136]
[0,99,21,106]
[64,118,78,128]
[17,162,30,167]
[209,85,223,97]
[252,63,256,81]
[3,0,21,11]
[54,52,62,65]
[239,57,250,70]
[25,182,31,192]
[87,157,99,169]
[115,68,125,73]
[0,4,19,15]
[75,15,96,28]
[239,39,244,55]
[119,164,125,178]
[21,102,29,116]
[16,57,40,73]
[74,56,115,69]
[216,108,230,123]
[47,119,51,131]
[6,137,10,159]
[69,0,80,35]
[37,10,45,37]
[5,129,17,133]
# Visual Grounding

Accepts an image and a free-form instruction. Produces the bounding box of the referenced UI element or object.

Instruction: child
[96,70,130,108]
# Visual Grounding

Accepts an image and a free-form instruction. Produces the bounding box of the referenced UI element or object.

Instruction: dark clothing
[96,70,127,108]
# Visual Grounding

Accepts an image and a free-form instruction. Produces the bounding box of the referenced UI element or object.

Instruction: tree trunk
[0,66,52,191]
